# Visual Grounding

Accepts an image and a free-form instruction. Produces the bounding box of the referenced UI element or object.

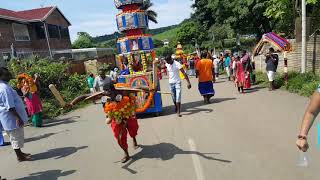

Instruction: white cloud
[69,13,118,41]
[149,0,194,29]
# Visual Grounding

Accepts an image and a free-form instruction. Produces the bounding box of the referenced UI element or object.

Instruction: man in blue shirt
[0,67,31,161]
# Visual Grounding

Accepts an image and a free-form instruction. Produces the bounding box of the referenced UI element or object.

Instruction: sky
[1,0,194,41]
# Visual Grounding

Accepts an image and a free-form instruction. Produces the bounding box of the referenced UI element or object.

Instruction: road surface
[0,76,319,180]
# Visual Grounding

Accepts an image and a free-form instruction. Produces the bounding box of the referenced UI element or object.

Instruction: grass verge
[255,71,320,97]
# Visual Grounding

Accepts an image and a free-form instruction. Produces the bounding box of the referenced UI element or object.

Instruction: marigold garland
[136,92,154,113]
[127,54,134,74]
[141,53,147,73]
[114,83,131,88]
[104,95,137,124]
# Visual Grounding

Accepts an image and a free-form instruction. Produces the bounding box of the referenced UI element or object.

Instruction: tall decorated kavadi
[114,0,163,115]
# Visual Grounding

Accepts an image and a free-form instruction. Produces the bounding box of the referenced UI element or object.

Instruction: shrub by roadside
[255,71,320,97]
[8,58,90,119]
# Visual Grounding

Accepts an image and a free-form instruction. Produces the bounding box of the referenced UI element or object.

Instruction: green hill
[153,26,179,41]
[92,25,179,44]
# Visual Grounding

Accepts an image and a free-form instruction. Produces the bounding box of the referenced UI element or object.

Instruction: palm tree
[141,0,158,24]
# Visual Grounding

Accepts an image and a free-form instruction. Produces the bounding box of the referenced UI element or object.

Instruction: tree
[192,0,215,30]
[141,0,158,24]
[72,32,94,49]
[208,24,235,48]
[153,39,163,48]
[265,0,320,36]
[155,46,174,57]
[207,0,274,39]
[176,21,206,46]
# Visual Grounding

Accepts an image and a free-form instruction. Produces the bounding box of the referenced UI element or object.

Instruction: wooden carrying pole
[49,84,66,107]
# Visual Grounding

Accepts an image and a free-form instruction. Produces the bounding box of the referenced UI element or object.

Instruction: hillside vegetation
[153,26,180,41]
[92,25,179,44]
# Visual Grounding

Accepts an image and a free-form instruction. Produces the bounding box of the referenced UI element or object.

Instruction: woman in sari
[240,50,251,89]
[234,56,245,93]
[18,74,43,127]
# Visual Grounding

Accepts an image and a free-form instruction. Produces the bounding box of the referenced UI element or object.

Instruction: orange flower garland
[113,83,155,114]
[104,95,136,124]
[136,92,154,113]
[114,83,131,88]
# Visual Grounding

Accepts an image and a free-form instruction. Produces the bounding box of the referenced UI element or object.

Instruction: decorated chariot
[114,0,163,115]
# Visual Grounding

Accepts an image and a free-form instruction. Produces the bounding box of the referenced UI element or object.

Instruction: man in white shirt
[109,67,119,82]
[164,55,191,117]
[94,69,112,92]
[213,55,220,80]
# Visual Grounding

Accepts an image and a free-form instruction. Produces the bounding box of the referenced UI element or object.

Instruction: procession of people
[0,43,318,176]
[0,47,255,164]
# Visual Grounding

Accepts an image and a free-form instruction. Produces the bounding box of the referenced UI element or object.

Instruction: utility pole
[301,0,307,73]
[43,22,53,59]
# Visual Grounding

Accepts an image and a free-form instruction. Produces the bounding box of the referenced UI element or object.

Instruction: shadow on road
[244,86,265,94]
[212,98,236,103]
[25,133,57,143]
[213,81,226,84]
[122,142,231,174]
[25,130,70,143]
[31,146,88,161]
[43,116,80,128]
[15,170,76,180]
[162,98,236,116]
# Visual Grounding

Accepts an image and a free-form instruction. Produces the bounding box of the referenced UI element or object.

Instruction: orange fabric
[111,117,139,151]
[196,59,214,82]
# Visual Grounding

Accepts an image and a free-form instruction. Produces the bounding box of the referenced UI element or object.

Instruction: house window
[12,23,30,41]
[47,24,60,39]
[34,23,46,39]
[59,26,70,39]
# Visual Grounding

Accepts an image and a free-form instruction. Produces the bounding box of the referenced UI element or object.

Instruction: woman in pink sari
[19,74,43,127]
[241,50,252,89]
[234,56,245,93]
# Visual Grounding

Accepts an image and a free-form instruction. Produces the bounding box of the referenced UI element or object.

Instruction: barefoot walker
[0,68,31,162]
[61,83,153,163]
[104,90,139,163]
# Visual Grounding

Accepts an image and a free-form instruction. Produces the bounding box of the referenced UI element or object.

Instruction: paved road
[1,76,320,180]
